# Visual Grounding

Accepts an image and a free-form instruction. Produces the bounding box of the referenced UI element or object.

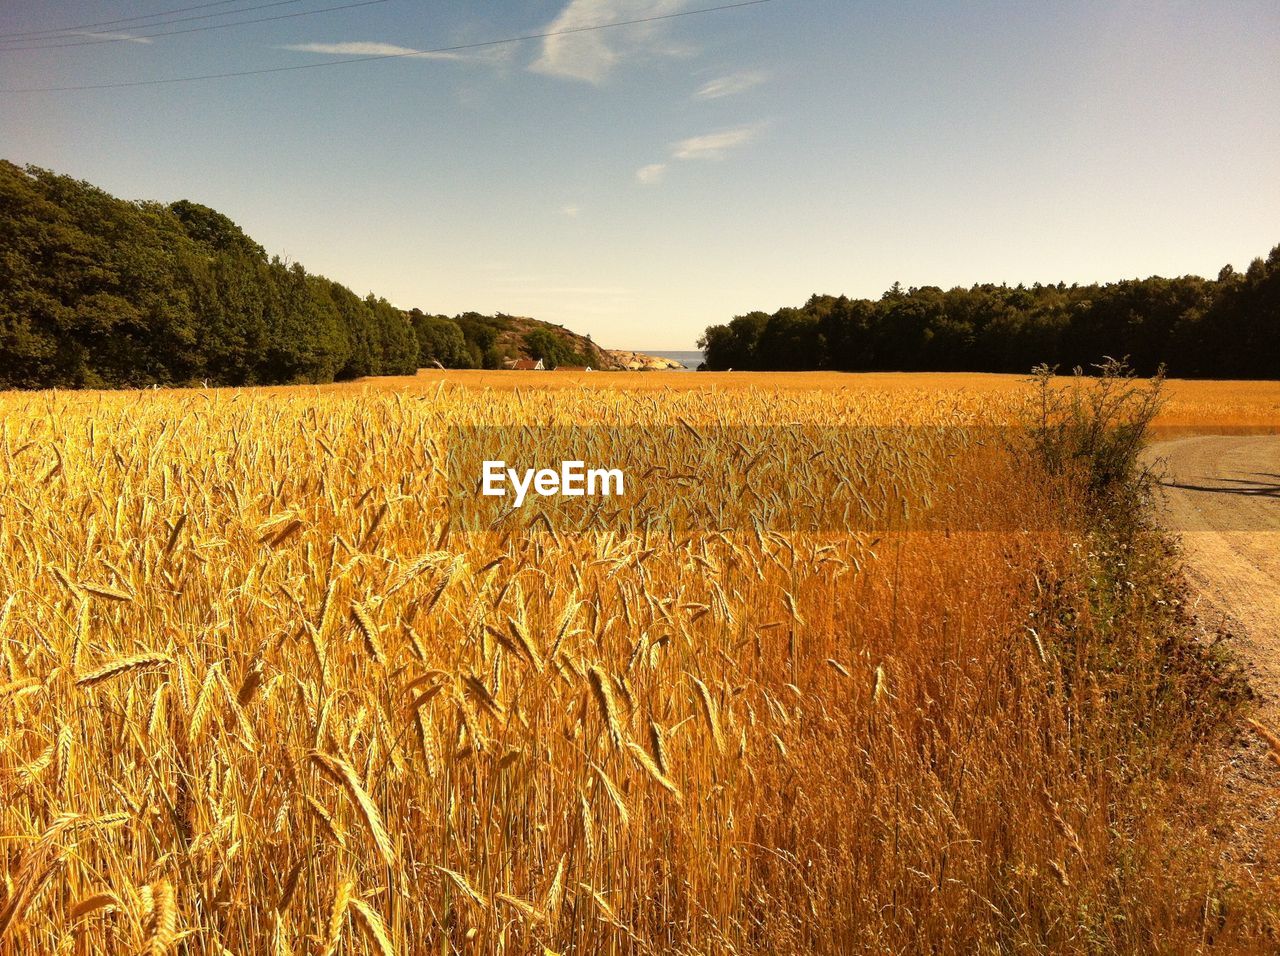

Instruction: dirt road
[1147,435,1280,718]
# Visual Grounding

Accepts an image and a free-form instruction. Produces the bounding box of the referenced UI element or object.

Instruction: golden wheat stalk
[385,550,449,596]
[543,855,566,918]
[506,614,544,672]
[75,653,172,687]
[0,853,66,941]
[495,892,549,926]
[689,675,724,752]
[144,880,177,956]
[272,912,294,956]
[626,741,682,800]
[320,880,351,956]
[306,795,347,848]
[587,666,624,749]
[189,663,221,743]
[72,596,89,671]
[68,891,120,922]
[592,763,631,828]
[55,725,73,795]
[80,581,135,602]
[348,897,396,956]
[351,603,386,665]
[308,751,395,866]
[237,660,265,708]
[18,741,55,785]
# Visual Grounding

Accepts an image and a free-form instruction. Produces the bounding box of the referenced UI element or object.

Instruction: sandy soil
[1147,435,1280,720]
[1147,436,1280,871]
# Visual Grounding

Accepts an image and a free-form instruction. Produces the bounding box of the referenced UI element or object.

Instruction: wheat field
[0,377,1271,954]
[351,369,1280,430]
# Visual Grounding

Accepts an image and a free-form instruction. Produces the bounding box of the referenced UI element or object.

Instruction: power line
[0,0,253,41]
[0,0,285,41]
[0,1,313,47]
[0,0,391,51]
[2,0,776,93]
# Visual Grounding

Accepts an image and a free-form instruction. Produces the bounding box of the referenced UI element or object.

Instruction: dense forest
[699,246,1280,377]
[0,161,421,389]
[0,161,609,389]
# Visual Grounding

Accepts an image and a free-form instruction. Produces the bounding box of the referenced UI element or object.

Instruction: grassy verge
[1017,361,1272,950]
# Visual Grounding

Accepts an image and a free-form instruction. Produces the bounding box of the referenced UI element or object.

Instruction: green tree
[524,327,584,368]
[411,312,471,368]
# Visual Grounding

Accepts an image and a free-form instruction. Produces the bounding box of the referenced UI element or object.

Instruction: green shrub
[1026,357,1165,501]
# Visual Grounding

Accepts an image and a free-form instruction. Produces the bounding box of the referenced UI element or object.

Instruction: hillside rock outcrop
[605,350,687,371]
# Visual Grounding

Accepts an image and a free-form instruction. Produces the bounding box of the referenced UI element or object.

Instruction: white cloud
[636,163,668,184]
[280,41,415,56]
[672,125,760,160]
[530,0,691,84]
[694,70,766,100]
[561,204,582,217]
[78,30,152,43]
[636,123,761,186]
[278,41,476,61]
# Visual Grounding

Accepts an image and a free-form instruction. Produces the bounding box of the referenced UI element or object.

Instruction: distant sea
[639,350,704,370]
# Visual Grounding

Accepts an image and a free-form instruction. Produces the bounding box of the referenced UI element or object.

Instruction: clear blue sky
[2,1,1278,349]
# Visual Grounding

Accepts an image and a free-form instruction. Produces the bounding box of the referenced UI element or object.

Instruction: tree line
[698,246,1280,377]
[0,161,421,389]
[0,161,607,389]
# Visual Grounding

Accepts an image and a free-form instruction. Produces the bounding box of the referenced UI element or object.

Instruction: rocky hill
[605,350,687,370]
[477,320,687,370]
[492,316,614,367]
[410,309,686,370]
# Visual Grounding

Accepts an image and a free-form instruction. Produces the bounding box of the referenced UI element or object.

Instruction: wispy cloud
[280,41,476,59]
[530,0,692,84]
[560,204,582,218]
[280,41,419,56]
[672,124,761,160]
[636,163,668,184]
[76,30,152,43]
[277,41,493,62]
[637,123,762,185]
[694,70,766,100]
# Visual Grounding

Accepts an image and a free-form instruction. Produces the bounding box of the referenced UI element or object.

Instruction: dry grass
[0,377,1273,953]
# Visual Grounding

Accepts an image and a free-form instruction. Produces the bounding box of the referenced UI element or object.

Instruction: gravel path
[1148,435,1280,719]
